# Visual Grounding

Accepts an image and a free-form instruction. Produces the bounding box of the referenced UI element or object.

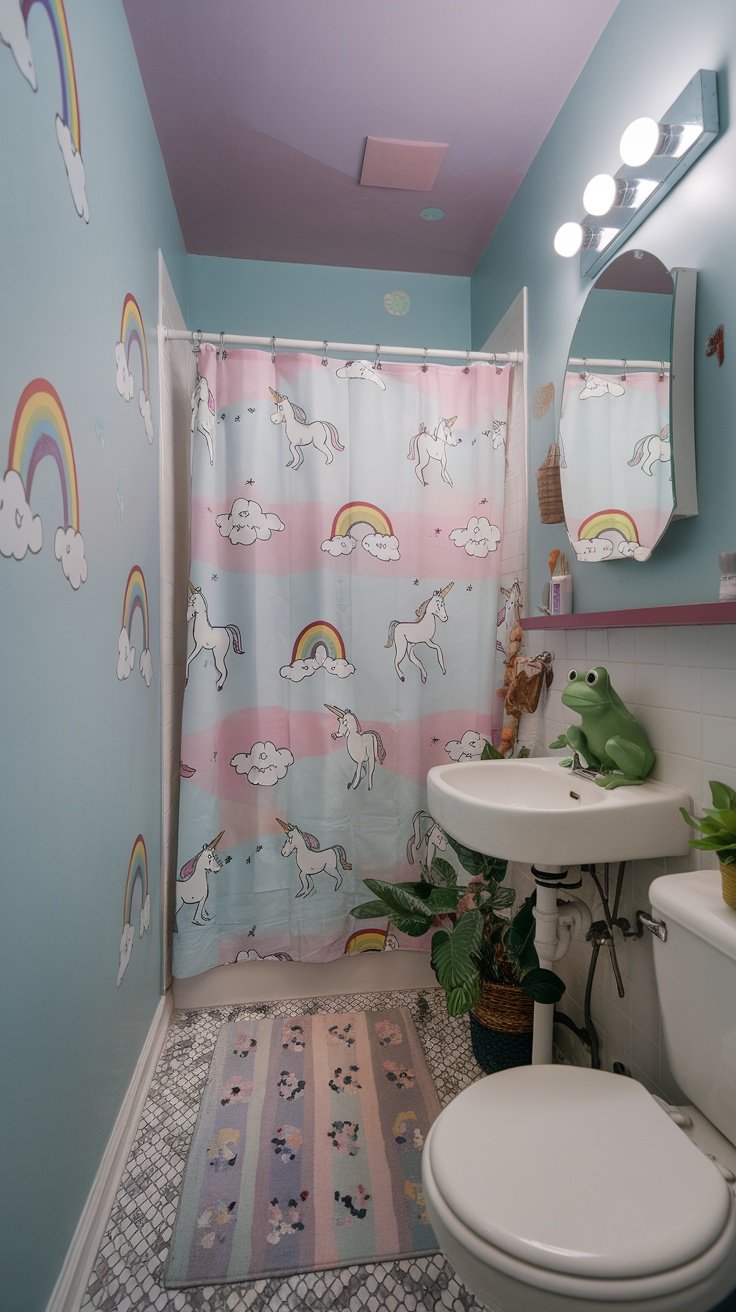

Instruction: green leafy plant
[350,740,565,1017]
[681,780,736,866]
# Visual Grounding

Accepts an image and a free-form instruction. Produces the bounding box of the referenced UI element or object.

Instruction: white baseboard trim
[45,991,174,1312]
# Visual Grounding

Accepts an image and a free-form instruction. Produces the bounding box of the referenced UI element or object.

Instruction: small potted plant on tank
[681,780,736,911]
[350,747,566,1071]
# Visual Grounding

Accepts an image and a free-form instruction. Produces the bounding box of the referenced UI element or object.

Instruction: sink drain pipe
[530,865,590,1065]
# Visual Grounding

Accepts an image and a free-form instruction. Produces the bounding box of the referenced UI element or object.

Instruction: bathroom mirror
[559,250,697,564]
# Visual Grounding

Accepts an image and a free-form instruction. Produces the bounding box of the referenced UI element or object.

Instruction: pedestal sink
[427,756,692,1064]
[427,756,691,867]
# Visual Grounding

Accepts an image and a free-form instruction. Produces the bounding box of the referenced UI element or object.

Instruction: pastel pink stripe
[180,707,497,804]
[199,345,512,418]
[191,497,502,579]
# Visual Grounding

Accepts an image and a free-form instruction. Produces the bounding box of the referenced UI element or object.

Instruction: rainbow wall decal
[345,927,388,954]
[123,834,149,929]
[122,565,149,649]
[291,621,346,664]
[330,502,393,539]
[22,0,80,150]
[120,293,149,398]
[578,509,640,543]
[7,377,79,530]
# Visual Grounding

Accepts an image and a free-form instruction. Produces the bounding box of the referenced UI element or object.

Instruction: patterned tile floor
[81,988,489,1311]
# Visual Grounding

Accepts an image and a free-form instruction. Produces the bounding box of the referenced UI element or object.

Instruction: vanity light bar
[554,71,719,278]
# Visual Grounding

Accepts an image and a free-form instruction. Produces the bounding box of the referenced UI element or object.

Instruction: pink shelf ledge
[521,601,736,631]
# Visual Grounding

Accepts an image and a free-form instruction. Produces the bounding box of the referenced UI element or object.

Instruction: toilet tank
[649,870,736,1146]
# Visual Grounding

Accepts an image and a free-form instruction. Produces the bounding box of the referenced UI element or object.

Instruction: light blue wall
[188,254,470,350]
[569,289,672,364]
[472,0,736,612]
[0,2,185,1308]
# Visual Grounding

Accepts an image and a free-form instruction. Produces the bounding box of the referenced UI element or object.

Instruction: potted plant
[681,780,736,911]
[350,744,566,1072]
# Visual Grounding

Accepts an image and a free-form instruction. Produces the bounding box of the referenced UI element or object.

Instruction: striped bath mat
[165,1007,440,1287]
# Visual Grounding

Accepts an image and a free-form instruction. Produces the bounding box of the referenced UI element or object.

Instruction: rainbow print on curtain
[174,347,512,978]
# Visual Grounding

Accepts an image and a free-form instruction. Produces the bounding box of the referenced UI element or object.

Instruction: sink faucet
[570,752,604,782]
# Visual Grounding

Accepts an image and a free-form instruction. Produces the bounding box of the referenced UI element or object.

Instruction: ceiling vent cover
[359,137,448,191]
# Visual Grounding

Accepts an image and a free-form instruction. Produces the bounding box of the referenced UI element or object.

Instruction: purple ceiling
[123,0,619,275]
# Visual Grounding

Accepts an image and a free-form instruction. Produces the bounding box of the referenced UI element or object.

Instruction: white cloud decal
[139,648,153,687]
[0,0,36,88]
[139,894,151,937]
[117,922,134,986]
[0,469,42,559]
[54,526,87,589]
[321,533,357,557]
[618,540,652,561]
[280,644,354,683]
[335,360,386,389]
[449,516,501,557]
[114,341,134,402]
[578,373,625,400]
[572,537,614,562]
[230,741,294,786]
[445,729,486,761]
[138,389,154,444]
[361,532,400,562]
[55,116,89,223]
[217,498,285,546]
[117,628,135,681]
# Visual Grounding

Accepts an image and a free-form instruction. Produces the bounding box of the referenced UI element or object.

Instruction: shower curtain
[174,346,512,978]
[559,369,672,563]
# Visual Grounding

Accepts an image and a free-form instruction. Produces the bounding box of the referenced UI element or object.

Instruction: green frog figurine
[550,666,655,788]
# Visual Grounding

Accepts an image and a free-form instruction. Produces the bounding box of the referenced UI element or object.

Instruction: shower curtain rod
[163,327,522,365]
[568,355,670,371]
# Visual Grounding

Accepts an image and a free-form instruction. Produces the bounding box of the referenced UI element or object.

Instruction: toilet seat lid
[427,1065,732,1280]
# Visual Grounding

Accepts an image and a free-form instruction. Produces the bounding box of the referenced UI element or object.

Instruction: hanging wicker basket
[470,979,534,1073]
[720,862,736,911]
[536,443,565,524]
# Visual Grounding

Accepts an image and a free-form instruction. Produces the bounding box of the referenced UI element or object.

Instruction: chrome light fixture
[554,70,719,277]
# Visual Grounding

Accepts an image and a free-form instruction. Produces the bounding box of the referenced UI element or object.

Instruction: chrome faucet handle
[570,752,601,781]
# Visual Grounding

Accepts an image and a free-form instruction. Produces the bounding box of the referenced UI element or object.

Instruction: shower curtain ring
[621,359,628,381]
[219,331,227,361]
[375,344,382,371]
[322,340,329,367]
[493,351,502,375]
[191,329,202,357]
[463,350,470,374]
[659,360,666,381]
[579,357,587,380]
[422,347,428,372]
[271,336,276,365]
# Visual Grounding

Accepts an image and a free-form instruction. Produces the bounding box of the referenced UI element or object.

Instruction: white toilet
[422,870,736,1312]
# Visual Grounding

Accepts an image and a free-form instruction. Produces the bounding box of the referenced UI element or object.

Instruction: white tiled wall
[513,621,736,1101]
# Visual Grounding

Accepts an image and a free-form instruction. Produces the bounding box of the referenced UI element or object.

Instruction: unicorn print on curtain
[174,347,512,978]
[559,369,672,564]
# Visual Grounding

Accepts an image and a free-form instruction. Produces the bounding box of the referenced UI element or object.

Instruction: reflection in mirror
[560,250,675,565]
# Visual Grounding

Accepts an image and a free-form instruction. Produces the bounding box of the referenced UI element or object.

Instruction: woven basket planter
[470,979,534,1074]
[536,443,565,524]
[721,862,736,911]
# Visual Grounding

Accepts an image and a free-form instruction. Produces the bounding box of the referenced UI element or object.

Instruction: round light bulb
[553,221,584,258]
[583,173,617,216]
[619,116,660,167]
